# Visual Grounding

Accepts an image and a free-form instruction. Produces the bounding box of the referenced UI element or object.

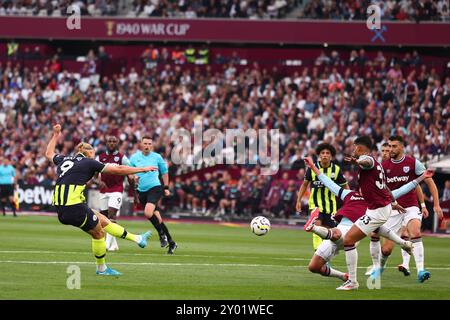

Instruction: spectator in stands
[348,50,358,65]
[86,49,97,75]
[192,183,206,214]
[219,180,240,217]
[374,50,386,66]
[274,180,297,218]
[443,180,450,202]
[315,50,330,66]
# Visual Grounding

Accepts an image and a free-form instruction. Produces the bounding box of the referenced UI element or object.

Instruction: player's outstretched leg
[95,210,152,249]
[308,254,348,282]
[371,226,413,278]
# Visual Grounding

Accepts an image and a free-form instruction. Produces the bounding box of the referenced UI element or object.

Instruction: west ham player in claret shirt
[377,135,444,283]
[337,136,407,290]
[96,135,135,251]
[302,157,432,286]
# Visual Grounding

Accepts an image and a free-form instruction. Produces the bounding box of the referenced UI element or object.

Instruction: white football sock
[312,225,332,239]
[380,255,390,269]
[97,264,107,272]
[370,239,381,269]
[411,237,424,273]
[111,236,119,249]
[344,246,358,283]
[401,248,411,268]
[323,265,347,281]
[105,233,112,249]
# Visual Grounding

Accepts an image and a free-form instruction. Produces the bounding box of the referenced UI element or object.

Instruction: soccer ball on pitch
[250,216,271,236]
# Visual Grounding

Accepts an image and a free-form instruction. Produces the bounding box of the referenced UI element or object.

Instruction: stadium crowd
[130,0,296,19]
[0,0,297,18]
[1,0,448,21]
[0,0,120,16]
[298,0,449,21]
[0,46,449,217]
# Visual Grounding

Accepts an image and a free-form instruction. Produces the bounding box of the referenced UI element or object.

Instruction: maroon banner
[0,16,449,46]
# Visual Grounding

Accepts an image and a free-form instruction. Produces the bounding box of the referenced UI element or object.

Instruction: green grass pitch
[0,215,449,300]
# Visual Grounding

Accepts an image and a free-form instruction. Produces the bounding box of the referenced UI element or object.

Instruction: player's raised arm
[391,170,434,200]
[304,157,350,201]
[103,164,158,176]
[45,124,62,162]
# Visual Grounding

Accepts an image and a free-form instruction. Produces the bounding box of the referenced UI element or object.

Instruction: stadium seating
[0,42,448,220]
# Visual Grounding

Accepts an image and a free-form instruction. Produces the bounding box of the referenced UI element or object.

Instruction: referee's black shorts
[318,212,336,228]
[0,184,14,198]
[138,185,164,207]
[55,203,99,232]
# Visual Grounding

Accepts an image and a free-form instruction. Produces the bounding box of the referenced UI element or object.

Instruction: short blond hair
[76,142,94,156]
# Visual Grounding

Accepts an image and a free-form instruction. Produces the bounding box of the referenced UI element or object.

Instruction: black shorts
[139,185,164,206]
[318,212,336,228]
[0,184,14,198]
[55,203,99,232]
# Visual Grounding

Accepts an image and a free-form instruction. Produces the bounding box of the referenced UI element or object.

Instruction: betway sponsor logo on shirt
[386,176,409,183]
[110,22,190,37]
[350,195,365,201]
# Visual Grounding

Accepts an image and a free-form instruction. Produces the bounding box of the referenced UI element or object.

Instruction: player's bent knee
[308,262,321,273]
[90,228,105,240]
[409,230,421,238]
[381,247,392,257]
[330,228,341,241]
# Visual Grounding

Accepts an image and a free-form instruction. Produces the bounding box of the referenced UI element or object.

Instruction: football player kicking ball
[303,157,432,285]
[336,136,407,290]
[46,124,157,276]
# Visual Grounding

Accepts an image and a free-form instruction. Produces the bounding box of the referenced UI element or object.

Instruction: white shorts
[315,218,353,262]
[402,206,422,227]
[354,204,392,236]
[384,206,422,233]
[383,212,403,235]
[99,192,123,212]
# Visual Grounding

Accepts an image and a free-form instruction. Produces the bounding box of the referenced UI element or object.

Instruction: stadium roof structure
[429,156,450,174]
